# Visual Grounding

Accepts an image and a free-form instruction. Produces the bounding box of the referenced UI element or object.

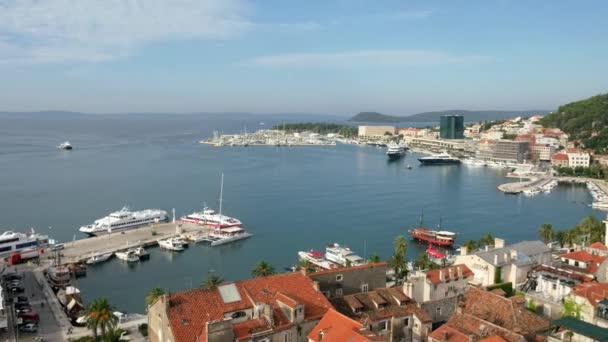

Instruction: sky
[0,0,607,115]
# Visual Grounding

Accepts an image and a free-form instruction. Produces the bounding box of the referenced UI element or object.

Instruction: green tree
[369,253,381,263]
[462,240,479,253]
[389,236,408,284]
[561,297,583,319]
[298,259,316,273]
[86,298,119,340]
[478,232,495,248]
[102,328,128,342]
[251,260,276,278]
[201,274,224,289]
[145,287,165,307]
[564,230,578,247]
[414,252,438,271]
[538,223,554,244]
[554,230,567,248]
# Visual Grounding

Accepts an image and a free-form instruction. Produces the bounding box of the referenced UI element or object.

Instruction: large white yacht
[181,173,242,228]
[386,143,405,160]
[418,152,461,165]
[298,250,337,270]
[0,230,49,256]
[79,207,167,236]
[325,243,365,267]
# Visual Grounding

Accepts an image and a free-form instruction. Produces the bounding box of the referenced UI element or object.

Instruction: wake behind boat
[79,207,167,236]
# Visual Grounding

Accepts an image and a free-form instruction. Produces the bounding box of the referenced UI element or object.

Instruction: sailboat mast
[219,173,224,216]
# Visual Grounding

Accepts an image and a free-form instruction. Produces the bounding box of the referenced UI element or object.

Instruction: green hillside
[349,109,548,123]
[540,93,608,153]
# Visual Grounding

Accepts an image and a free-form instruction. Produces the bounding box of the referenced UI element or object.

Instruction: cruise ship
[417,152,461,165]
[325,243,365,267]
[79,207,168,235]
[0,230,49,256]
[386,143,405,160]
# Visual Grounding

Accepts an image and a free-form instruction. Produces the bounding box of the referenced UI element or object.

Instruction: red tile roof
[425,264,474,284]
[562,250,594,263]
[276,292,298,309]
[166,272,332,342]
[309,262,387,276]
[308,308,386,342]
[588,242,608,251]
[429,324,471,342]
[573,282,608,307]
[479,336,508,342]
[551,153,569,161]
[561,250,607,275]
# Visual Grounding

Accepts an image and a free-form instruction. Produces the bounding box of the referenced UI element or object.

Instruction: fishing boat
[115,250,139,263]
[158,237,185,251]
[133,246,149,260]
[86,252,113,265]
[47,265,70,288]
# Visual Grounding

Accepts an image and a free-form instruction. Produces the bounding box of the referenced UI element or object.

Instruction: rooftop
[307,308,386,342]
[425,264,474,284]
[475,240,549,266]
[573,282,608,307]
[552,153,569,161]
[588,242,608,251]
[552,317,608,341]
[308,262,387,276]
[429,324,471,342]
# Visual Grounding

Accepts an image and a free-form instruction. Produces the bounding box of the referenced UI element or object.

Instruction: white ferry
[325,243,365,267]
[79,207,167,236]
[181,207,242,228]
[0,230,49,256]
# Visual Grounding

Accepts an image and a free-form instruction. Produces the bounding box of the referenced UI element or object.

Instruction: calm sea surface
[0,114,601,313]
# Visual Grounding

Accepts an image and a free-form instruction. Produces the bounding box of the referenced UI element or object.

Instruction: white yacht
[298,250,337,270]
[325,243,365,267]
[58,141,73,150]
[386,143,405,160]
[207,227,253,246]
[86,252,113,265]
[158,237,185,251]
[115,250,139,263]
[418,152,461,165]
[181,174,242,228]
[0,230,49,256]
[79,207,167,236]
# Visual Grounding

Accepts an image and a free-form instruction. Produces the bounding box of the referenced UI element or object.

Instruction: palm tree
[145,287,166,307]
[462,240,478,253]
[298,259,316,273]
[201,274,224,289]
[102,328,128,342]
[538,223,554,244]
[86,298,118,339]
[251,260,275,278]
[390,236,408,284]
[555,230,566,248]
[564,230,578,247]
[369,253,381,263]
[478,232,494,247]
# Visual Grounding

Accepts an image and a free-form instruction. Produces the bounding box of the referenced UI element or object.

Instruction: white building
[404,264,473,303]
[358,126,395,137]
[534,144,557,161]
[566,150,591,168]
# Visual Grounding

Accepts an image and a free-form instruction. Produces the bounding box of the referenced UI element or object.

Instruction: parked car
[16,296,29,304]
[15,305,32,314]
[18,312,39,324]
[9,286,24,293]
[18,323,38,333]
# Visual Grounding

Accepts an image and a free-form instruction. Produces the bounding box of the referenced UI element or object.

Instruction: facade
[453,239,551,287]
[492,140,530,163]
[408,137,465,151]
[331,287,432,342]
[565,282,608,328]
[307,308,385,342]
[403,265,474,324]
[567,149,591,168]
[147,272,333,342]
[358,126,396,137]
[308,262,387,299]
[559,249,607,279]
[551,152,569,168]
[440,115,464,140]
[533,144,556,161]
[429,287,549,342]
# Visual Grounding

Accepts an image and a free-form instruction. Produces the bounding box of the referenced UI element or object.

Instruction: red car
[18,312,39,324]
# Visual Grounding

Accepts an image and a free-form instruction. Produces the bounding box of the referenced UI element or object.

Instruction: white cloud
[0,0,252,63]
[246,50,493,68]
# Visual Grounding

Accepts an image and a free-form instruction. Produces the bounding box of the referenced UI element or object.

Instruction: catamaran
[181,174,243,228]
[79,207,167,236]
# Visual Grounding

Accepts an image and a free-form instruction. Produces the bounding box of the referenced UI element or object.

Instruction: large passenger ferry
[0,230,49,256]
[79,207,167,235]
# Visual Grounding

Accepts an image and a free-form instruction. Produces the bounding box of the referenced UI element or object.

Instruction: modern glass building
[440,115,464,139]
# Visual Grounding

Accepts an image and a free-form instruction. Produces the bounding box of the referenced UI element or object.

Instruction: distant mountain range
[349,110,551,123]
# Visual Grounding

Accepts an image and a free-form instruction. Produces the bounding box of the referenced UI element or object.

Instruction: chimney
[457,265,463,278]
[439,269,445,281]
[443,330,449,341]
[448,267,454,279]
[460,246,468,256]
[493,254,498,265]
[503,252,509,262]
[494,238,505,249]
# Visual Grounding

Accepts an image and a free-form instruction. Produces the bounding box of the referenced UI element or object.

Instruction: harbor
[199,129,339,147]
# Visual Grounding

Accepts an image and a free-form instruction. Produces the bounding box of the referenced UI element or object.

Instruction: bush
[138,323,149,337]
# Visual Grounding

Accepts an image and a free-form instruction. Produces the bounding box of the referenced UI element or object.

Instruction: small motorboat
[115,250,139,263]
[133,246,149,260]
[158,238,185,251]
[86,252,113,265]
[58,141,73,150]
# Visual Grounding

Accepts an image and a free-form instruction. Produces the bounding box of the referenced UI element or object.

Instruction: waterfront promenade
[56,222,213,263]
[498,176,608,194]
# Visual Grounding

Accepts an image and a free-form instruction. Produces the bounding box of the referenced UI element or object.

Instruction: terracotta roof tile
[479,336,508,342]
[562,250,594,263]
[309,262,387,276]
[588,242,608,251]
[429,324,471,342]
[573,282,608,307]
[425,264,474,284]
[232,318,272,341]
[552,153,569,161]
[308,308,386,342]
[275,292,298,309]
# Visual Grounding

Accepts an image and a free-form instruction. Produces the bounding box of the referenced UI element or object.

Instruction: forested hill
[349,109,548,123]
[540,93,608,153]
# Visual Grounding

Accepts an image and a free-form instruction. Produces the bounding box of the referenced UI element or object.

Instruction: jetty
[57,222,213,263]
[497,178,554,194]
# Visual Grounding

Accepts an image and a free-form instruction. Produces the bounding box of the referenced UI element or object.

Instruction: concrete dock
[57,221,214,263]
[497,178,553,194]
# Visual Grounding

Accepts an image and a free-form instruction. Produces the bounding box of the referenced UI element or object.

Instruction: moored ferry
[79,207,167,236]
[181,207,242,228]
[0,230,49,256]
[418,152,461,165]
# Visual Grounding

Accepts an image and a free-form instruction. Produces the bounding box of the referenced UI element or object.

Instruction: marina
[200,129,339,147]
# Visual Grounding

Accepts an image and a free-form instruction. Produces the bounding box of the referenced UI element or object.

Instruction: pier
[497,178,553,194]
[57,222,213,263]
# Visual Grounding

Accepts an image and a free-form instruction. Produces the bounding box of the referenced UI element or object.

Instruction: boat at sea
[207,227,253,246]
[298,250,337,270]
[181,174,242,228]
[418,152,461,165]
[408,211,456,247]
[325,243,365,267]
[115,250,139,263]
[58,141,73,150]
[0,230,49,257]
[79,207,168,236]
[86,252,113,265]
[158,237,186,251]
[386,143,405,160]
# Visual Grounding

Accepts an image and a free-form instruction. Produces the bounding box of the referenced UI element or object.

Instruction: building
[565,282,608,328]
[522,265,592,319]
[147,272,333,342]
[429,287,549,342]
[358,126,396,137]
[559,249,607,279]
[533,144,556,161]
[403,265,474,324]
[567,149,591,168]
[331,288,432,341]
[549,317,608,342]
[551,152,569,168]
[307,308,385,342]
[453,239,551,287]
[308,262,387,298]
[440,115,464,140]
[408,137,466,151]
[492,140,530,163]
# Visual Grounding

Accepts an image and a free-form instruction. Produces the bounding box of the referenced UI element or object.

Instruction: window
[575,261,580,267]
[336,274,343,282]
[552,283,557,290]
[335,288,343,296]
[402,317,409,327]
[436,307,442,316]
[378,320,388,331]
[283,331,292,342]
[361,283,369,293]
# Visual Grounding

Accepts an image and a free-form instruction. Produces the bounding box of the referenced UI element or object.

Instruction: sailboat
[180,174,243,228]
